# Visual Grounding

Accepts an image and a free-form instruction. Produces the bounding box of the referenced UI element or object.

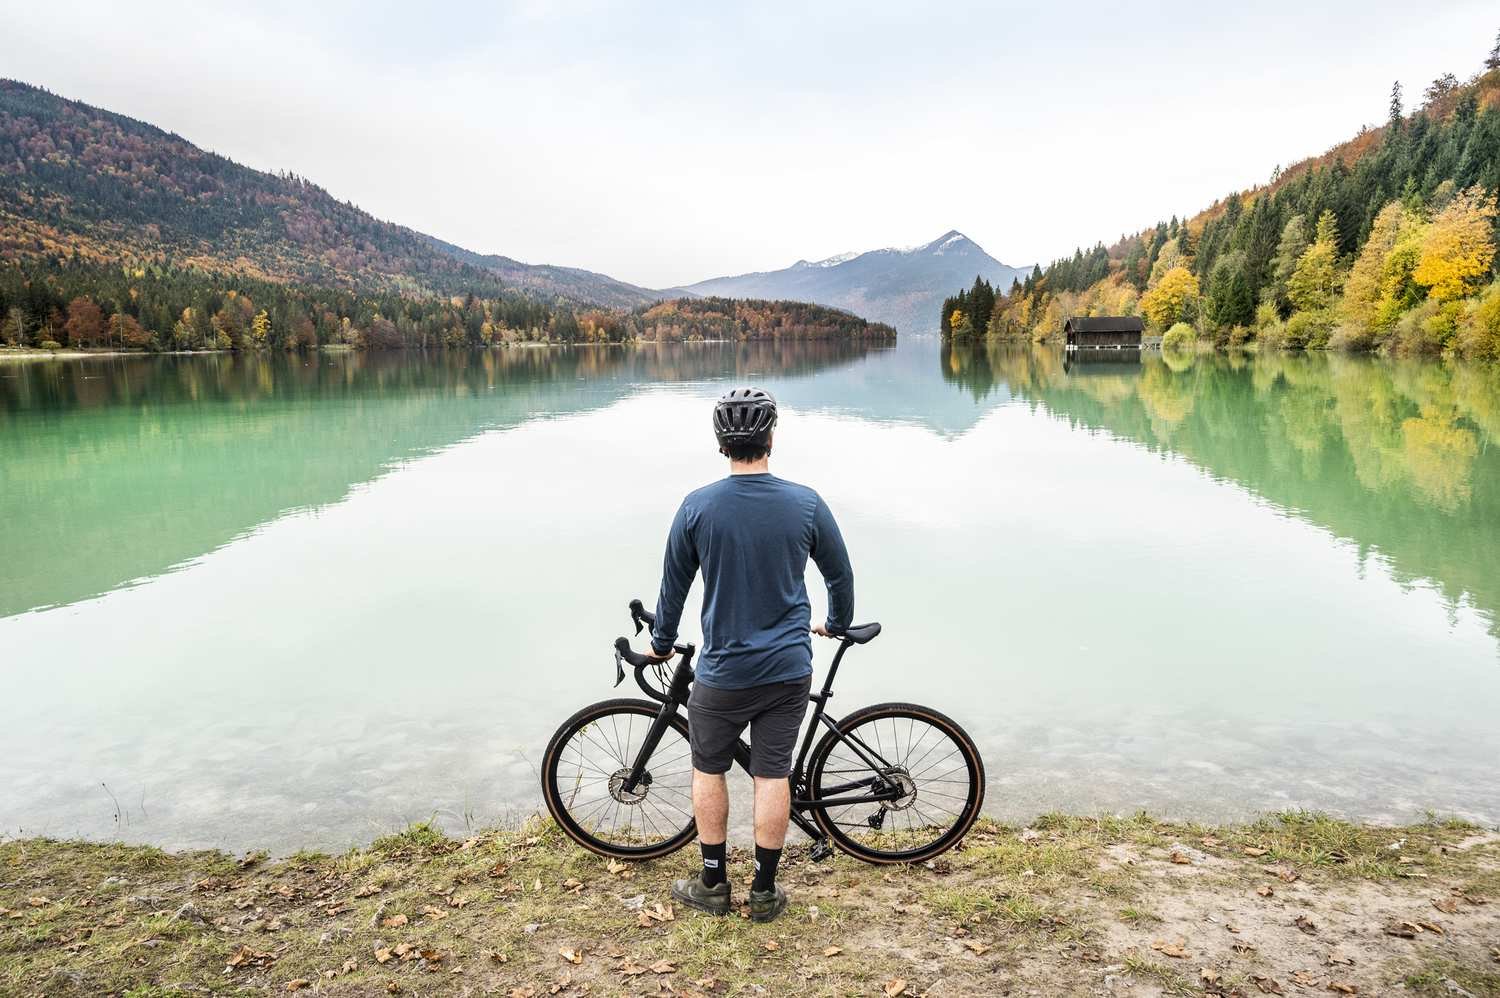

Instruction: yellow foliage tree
[1287,210,1343,312]
[1140,266,1200,330]
[1413,186,1497,302]
[250,309,271,344]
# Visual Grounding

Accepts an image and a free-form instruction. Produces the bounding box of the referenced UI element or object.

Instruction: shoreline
[3,812,1496,996]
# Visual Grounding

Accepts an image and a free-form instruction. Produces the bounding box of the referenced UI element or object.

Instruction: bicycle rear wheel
[542,698,698,860]
[806,702,984,864]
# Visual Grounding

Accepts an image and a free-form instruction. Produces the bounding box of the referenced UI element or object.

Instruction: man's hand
[811,624,838,639]
[645,644,675,662]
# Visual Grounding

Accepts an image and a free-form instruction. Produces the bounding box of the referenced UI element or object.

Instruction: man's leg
[752,775,790,892]
[692,769,729,887]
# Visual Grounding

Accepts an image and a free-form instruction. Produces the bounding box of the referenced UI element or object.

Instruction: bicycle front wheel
[806,702,985,864]
[542,698,698,860]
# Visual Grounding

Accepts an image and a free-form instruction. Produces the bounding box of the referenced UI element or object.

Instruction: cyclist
[645,386,854,923]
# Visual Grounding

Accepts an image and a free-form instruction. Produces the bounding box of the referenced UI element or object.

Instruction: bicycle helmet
[712,386,777,450]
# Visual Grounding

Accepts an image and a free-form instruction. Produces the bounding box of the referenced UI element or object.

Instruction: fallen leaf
[650,959,677,973]
[1225,923,1240,934]
[341,958,357,973]
[619,961,650,976]
[533,878,542,892]
[1326,951,1354,967]
[1201,836,1223,848]
[226,945,277,970]
[488,862,509,878]
[607,859,628,875]
[482,948,509,963]
[1232,942,1257,955]
[1151,938,1189,959]
[1327,983,1357,995]
[1257,885,1275,897]
[1417,920,1444,935]
[1170,851,1192,865]
[559,947,583,965]
[1200,967,1220,985]
[511,989,536,998]
[1295,914,1318,935]
[286,980,311,992]
[763,940,780,952]
[563,878,585,894]
[375,947,393,964]
[883,980,908,997]
[26,897,49,907]
[963,939,990,955]
[380,913,408,928]
[822,945,843,957]
[1291,970,1321,987]
[448,896,469,909]
[1251,975,1285,995]
[420,948,444,963]
[1433,897,1459,914]
[1383,921,1420,938]
[1244,846,1269,857]
[421,905,447,921]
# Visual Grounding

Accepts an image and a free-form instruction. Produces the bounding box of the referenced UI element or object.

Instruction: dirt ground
[2,812,1497,996]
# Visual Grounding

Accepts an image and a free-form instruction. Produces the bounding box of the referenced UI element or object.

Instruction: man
[646,386,854,924]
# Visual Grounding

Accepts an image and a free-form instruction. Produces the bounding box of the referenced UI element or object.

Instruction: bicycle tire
[542,698,698,860]
[805,701,985,864]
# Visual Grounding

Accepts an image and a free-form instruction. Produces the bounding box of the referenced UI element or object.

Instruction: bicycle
[541,599,985,865]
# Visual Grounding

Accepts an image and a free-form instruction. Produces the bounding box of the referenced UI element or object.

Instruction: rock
[1443,979,1476,998]
[172,902,205,923]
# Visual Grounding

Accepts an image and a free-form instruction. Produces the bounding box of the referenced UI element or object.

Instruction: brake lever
[613,646,626,687]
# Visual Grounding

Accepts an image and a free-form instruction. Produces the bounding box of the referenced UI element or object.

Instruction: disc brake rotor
[607,768,648,805]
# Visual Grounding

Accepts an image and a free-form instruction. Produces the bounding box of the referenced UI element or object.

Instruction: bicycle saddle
[842,622,881,644]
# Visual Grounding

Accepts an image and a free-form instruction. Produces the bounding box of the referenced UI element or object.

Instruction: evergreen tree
[1389,81,1404,129]
[1487,29,1500,71]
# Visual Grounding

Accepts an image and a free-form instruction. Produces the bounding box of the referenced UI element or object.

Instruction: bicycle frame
[617,633,905,843]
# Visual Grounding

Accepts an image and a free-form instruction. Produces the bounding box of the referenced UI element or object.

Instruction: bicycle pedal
[809,838,834,863]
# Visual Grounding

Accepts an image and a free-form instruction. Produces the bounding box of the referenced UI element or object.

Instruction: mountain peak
[922,230,975,255]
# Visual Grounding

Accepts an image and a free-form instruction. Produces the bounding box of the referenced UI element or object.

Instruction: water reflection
[942,342,1500,635]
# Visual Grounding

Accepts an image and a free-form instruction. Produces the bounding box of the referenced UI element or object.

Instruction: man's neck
[728,458,770,476]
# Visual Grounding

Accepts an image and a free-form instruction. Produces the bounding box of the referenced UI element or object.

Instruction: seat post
[820,639,852,698]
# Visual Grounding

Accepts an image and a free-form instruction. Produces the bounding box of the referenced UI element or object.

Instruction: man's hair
[721,440,770,462]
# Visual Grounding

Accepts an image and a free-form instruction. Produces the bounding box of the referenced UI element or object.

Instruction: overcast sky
[8,1,1497,288]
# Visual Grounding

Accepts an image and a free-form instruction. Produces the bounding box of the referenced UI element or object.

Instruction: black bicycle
[542,599,985,865]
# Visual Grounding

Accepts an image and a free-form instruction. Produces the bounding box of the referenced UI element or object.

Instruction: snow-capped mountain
[685,231,1028,333]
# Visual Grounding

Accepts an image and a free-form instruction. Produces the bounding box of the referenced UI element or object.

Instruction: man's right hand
[645,645,675,662]
[811,624,838,639]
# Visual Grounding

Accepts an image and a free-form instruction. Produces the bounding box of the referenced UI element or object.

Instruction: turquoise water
[2,342,1497,851]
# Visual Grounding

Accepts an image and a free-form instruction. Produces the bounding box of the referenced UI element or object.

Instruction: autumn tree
[1288,211,1343,312]
[2,305,28,345]
[1342,201,1424,331]
[1268,215,1310,313]
[1140,267,1200,330]
[63,296,104,347]
[1487,29,1500,70]
[1412,186,1498,302]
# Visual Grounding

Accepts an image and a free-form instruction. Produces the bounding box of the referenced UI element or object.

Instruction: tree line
[941,37,1500,360]
[0,259,893,352]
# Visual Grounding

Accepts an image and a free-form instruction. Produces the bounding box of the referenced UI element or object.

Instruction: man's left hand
[811,624,838,639]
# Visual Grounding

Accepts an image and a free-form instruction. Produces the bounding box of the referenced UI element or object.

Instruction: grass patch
[1403,959,1500,995]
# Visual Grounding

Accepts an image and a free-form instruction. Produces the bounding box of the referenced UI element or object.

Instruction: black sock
[699,841,726,887]
[752,844,781,892]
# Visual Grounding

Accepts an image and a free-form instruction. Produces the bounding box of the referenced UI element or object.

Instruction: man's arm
[649,501,698,657]
[809,496,854,635]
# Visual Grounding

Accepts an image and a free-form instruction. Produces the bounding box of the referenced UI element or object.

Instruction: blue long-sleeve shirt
[650,473,854,690]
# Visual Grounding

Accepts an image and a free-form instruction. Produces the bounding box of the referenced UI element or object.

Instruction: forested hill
[632,297,896,342]
[0,80,658,308]
[942,42,1500,360]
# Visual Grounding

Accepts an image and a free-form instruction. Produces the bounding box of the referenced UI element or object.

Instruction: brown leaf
[420,948,444,963]
[1200,967,1220,984]
[607,859,628,875]
[375,947,393,964]
[619,961,650,976]
[650,960,677,973]
[1433,897,1459,914]
[1257,884,1275,897]
[1417,920,1444,935]
[511,989,536,998]
[341,958,358,973]
[1383,921,1420,938]
[286,980,311,992]
[1291,970,1321,986]
[226,945,277,970]
[482,948,509,963]
[822,945,843,957]
[1232,942,1257,954]
[448,896,469,909]
[1170,851,1192,865]
[1201,836,1223,848]
[1294,914,1318,935]
[1251,975,1285,995]
[1151,938,1189,958]
[963,939,990,955]
[1326,951,1354,966]
[380,913,408,928]
[563,877,585,893]
[559,947,583,964]
[488,862,509,878]
[1327,983,1357,995]
[883,980,908,997]
[421,905,447,921]
[26,897,50,907]
[763,940,780,951]
[1243,846,1269,857]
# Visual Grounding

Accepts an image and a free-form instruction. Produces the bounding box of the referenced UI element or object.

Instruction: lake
[2,341,1498,853]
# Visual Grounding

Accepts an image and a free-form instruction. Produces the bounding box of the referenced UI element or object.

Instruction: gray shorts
[688,675,812,778]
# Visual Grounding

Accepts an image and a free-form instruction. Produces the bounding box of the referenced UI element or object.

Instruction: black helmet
[713,387,777,449]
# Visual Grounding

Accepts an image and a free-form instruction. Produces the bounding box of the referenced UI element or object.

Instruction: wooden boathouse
[1063,316,1144,350]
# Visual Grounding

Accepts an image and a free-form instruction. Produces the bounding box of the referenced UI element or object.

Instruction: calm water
[2,341,1498,852]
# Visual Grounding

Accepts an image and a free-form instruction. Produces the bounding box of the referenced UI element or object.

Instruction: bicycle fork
[620,653,696,794]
